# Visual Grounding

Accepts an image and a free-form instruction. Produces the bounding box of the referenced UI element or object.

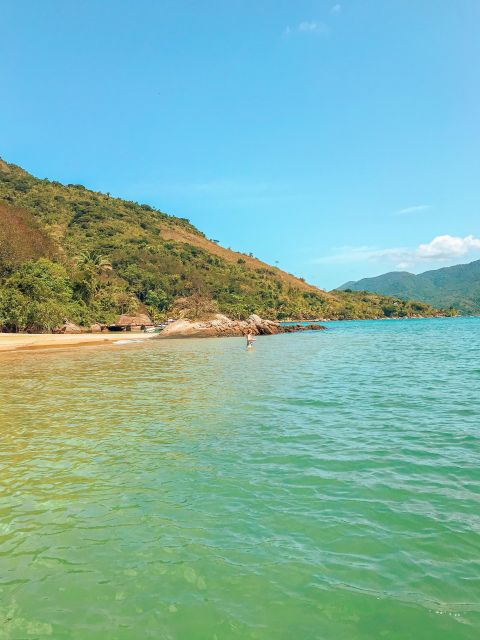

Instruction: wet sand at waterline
[0,331,157,352]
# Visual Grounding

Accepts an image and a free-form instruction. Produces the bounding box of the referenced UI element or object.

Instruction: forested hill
[0,158,448,332]
[338,260,480,315]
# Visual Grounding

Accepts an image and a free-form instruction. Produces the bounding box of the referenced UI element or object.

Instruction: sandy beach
[0,332,157,353]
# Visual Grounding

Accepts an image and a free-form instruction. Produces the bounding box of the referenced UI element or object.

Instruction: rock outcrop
[53,321,84,334]
[158,314,326,339]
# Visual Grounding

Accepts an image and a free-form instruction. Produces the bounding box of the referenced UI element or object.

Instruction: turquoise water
[1,317,479,639]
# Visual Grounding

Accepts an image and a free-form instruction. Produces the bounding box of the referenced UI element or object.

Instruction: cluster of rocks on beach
[48,313,326,340]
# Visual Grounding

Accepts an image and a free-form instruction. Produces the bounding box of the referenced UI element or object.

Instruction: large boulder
[159,314,243,338]
[54,321,84,334]
[158,314,326,339]
[246,314,281,335]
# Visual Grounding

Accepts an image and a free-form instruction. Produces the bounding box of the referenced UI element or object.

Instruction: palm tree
[76,250,112,273]
[75,250,112,304]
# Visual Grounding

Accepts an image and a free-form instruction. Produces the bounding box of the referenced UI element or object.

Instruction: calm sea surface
[1,317,479,639]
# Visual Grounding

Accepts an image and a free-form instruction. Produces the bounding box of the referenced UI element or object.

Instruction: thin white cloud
[394,204,432,215]
[314,235,480,269]
[314,245,399,265]
[330,4,342,15]
[284,21,328,37]
[298,21,326,33]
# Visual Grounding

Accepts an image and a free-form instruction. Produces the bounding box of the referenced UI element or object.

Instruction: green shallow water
[0,317,479,639]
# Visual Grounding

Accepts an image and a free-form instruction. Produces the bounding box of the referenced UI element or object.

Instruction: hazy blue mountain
[337,260,480,314]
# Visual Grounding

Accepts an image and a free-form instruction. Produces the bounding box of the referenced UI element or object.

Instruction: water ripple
[0,318,479,639]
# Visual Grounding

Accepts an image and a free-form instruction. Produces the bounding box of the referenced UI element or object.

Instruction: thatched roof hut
[117,313,153,326]
[108,313,154,331]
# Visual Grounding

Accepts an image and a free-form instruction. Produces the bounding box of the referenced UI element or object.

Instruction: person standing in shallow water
[246,332,256,348]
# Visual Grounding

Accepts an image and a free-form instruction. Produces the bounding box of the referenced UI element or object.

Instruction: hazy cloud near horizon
[314,235,480,271]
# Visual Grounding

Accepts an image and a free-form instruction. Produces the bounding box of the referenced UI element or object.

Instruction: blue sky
[1,1,479,289]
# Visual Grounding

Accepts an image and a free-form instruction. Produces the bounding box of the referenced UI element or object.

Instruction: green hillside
[0,158,449,332]
[338,261,480,314]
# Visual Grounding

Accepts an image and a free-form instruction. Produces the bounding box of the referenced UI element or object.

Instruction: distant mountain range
[337,260,480,314]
